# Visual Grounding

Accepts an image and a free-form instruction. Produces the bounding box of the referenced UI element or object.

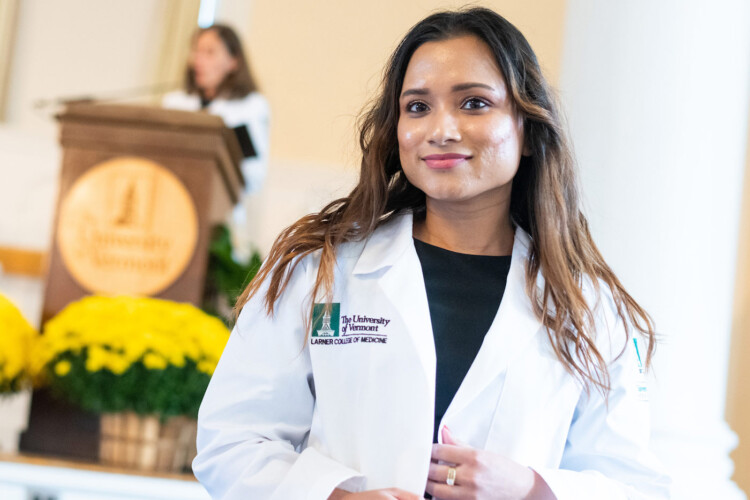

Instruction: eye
[406,101,429,113]
[461,97,489,110]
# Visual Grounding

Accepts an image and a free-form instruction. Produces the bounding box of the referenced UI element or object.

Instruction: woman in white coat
[163,24,269,259]
[193,8,671,500]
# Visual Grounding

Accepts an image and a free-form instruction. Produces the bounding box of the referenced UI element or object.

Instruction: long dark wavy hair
[185,24,258,99]
[234,7,656,394]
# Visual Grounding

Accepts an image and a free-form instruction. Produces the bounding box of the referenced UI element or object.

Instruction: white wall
[5,0,168,137]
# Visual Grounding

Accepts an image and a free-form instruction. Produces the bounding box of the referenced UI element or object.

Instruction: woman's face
[397,35,526,209]
[190,30,237,96]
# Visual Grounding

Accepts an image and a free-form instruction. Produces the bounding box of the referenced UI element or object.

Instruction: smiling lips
[422,153,471,169]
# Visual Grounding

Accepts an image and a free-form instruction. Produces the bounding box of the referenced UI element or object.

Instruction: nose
[428,107,461,146]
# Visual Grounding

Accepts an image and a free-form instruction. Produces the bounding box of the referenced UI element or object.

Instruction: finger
[431,443,475,464]
[425,480,464,500]
[441,426,464,446]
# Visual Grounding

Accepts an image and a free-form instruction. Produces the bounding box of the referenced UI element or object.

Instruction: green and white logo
[311,303,340,337]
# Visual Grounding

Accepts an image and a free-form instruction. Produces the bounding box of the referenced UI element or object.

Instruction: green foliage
[203,224,262,324]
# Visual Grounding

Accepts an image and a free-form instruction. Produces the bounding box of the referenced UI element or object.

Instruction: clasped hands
[329,427,554,500]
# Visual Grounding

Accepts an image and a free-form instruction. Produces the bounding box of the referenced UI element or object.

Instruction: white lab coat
[162,90,270,260]
[194,212,671,500]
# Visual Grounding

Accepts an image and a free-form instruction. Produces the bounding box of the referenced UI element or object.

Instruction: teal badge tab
[633,338,643,369]
[311,303,340,337]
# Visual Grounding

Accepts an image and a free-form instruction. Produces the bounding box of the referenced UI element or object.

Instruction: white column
[559,1,750,499]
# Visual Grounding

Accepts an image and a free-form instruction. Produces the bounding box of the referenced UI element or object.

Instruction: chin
[420,188,474,203]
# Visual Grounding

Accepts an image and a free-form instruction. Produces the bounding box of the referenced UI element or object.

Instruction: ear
[522,141,532,157]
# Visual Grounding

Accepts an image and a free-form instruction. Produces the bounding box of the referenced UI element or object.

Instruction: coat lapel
[352,213,436,396]
[441,229,544,431]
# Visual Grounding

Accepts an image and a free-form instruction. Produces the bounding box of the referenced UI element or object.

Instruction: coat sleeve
[192,261,365,499]
[535,296,672,500]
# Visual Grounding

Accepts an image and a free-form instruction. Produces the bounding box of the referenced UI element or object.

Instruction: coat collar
[352,211,534,276]
[352,212,415,276]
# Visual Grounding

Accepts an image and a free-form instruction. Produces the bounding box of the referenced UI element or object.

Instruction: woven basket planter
[99,412,197,472]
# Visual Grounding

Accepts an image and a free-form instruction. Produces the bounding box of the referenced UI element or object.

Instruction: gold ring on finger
[446,466,457,486]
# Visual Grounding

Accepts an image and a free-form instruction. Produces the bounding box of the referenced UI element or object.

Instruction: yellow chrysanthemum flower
[143,353,168,370]
[0,293,38,392]
[34,295,231,416]
[54,360,72,377]
[38,295,230,376]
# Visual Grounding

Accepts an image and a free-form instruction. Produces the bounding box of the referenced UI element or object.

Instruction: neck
[413,194,515,256]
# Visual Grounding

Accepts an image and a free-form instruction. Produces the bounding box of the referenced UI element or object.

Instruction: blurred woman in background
[163,24,269,259]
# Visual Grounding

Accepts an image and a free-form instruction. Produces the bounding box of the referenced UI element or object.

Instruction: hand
[425,427,556,500]
[328,487,422,500]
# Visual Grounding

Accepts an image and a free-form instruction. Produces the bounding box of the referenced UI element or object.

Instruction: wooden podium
[21,102,244,460]
[41,102,244,322]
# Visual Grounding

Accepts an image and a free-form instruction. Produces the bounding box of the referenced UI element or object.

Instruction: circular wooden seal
[57,157,199,296]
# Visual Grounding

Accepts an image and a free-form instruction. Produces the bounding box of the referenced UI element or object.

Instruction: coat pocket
[483,350,580,469]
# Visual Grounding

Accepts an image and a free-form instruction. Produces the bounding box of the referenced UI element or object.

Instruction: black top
[413,238,512,443]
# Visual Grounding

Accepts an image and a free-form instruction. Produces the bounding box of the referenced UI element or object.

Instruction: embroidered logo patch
[311,303,340,338]
[310,305,392,346]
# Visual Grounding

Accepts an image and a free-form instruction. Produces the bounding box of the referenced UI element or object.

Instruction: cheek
[210,58,226,74]
[397,120,417,152]
[220,56,236,74]
[397,119,423,165]
[397,120,424,186]
[479,117,522,160]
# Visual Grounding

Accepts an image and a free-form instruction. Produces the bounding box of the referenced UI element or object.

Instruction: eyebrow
[400,82,496,98]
